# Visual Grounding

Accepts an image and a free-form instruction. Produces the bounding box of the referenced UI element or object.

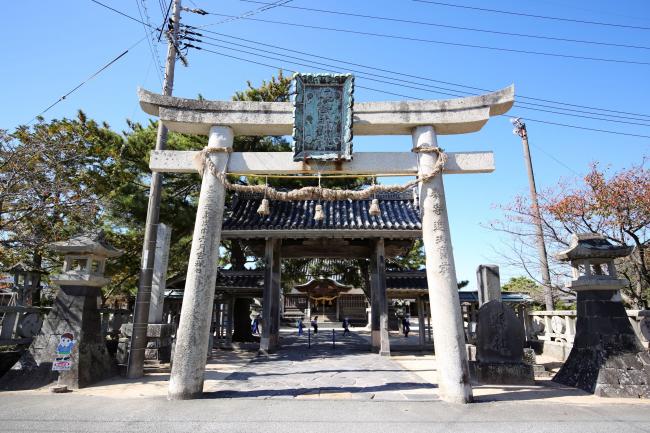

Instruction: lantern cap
[556,233,632,262]
[49,230,123,258]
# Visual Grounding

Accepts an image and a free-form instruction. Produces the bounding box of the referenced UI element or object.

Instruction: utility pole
[511,118,554,310]
[127,0,182,379]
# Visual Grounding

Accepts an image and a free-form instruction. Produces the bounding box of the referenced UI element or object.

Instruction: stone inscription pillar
[149,223,172,324]
[414,125,473,404]
[476,264,502,306]
[168,126,232,400]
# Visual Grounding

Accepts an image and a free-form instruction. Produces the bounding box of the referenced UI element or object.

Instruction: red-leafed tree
[490,159,649,308]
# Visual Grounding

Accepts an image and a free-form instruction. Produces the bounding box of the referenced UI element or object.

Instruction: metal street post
[127,0,182,379]
[511,118,554,310]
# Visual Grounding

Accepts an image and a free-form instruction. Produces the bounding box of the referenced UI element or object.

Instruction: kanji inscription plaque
[292,73,354,161]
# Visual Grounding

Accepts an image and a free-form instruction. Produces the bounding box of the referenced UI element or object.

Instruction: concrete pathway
[207,328,438,401]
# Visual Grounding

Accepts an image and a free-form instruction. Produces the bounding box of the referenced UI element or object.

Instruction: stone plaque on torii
[134,74,514,403]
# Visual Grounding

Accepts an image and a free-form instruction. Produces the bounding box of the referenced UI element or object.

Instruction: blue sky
[3,0,649,288]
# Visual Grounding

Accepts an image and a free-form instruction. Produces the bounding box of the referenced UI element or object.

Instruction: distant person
[311,316,319,334]
[251,316,260,335]
[297,318,304,336]
[342,317,350,336]
[402,316,410,338]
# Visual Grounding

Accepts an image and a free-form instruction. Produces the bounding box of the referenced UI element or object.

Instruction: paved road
[1,329,649,432]
[1,393,649,433]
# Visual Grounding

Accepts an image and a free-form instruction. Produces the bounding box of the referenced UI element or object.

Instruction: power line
[193,45,650,139]
[199,12,650,66]
[90,0,650,120]
[239,0,650,51]
[84,2,650,137]
[196,30,650,120]
[158,0,173,41]
[192,30,650,125]
[200,0,293,27]
[90,0,149,26]
[412,0,650,31]
[25,37,147,125]
[135,0,164,86]
[196,36,650,127]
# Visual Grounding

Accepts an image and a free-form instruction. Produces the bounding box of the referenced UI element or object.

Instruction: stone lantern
[553,233,650,398]
[5,261,47,306]
[0,231,122,391]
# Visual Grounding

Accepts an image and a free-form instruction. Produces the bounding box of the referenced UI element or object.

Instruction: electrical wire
[89,1,650,120]
[239,0,650,51]
[195,45,650,139]
[158,0,173,41]
[412,0,650,31]
[203,0,293,27]
[86,1,650,138]
[25,37,147,125]
[199,12,650,66]
[196,30,650,120]
[135,0,164,86]
[196,35,650,127]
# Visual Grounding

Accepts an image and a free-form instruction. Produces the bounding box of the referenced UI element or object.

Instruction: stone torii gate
[135,80,514,404]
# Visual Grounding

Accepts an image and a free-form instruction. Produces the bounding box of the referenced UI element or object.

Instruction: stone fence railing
[0,306,132,346]
[527,309,650,348]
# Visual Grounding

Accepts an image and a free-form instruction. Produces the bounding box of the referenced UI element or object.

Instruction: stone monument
[553,233,650,398]
[0,232,122,390]
[470,264,534,385]
[470,300,535,385]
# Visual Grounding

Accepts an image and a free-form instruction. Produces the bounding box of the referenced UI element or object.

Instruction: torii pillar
[168,125,231,400]
[415,125,473,403]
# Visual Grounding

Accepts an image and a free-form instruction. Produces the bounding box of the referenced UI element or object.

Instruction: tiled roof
[215,270,264,289]
[223,192,422,232]
[387,271,532,303]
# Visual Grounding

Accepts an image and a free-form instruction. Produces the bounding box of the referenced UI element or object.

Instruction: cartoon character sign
[52,332,75,371]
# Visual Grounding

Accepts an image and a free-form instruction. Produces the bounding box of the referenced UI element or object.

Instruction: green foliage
[387,240,425,271]
[0,72,386,303]
[0,112,122,272]
[502,276,539,293]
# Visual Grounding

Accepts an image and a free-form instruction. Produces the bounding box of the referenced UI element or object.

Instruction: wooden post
[168,126,232,400]
[127,0,182,379]
[370,247,380,352]
[371,239,390,356]
[414,125,473,404]
[418,296,426,349]
[213,300,222,346]
[225,296,234,348]
[260,238,277,353]
[270,239,282,349]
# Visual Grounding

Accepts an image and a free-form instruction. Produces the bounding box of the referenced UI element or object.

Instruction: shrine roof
[222,192,422,238]
[165,269,265,298]
[386,271,532,303]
